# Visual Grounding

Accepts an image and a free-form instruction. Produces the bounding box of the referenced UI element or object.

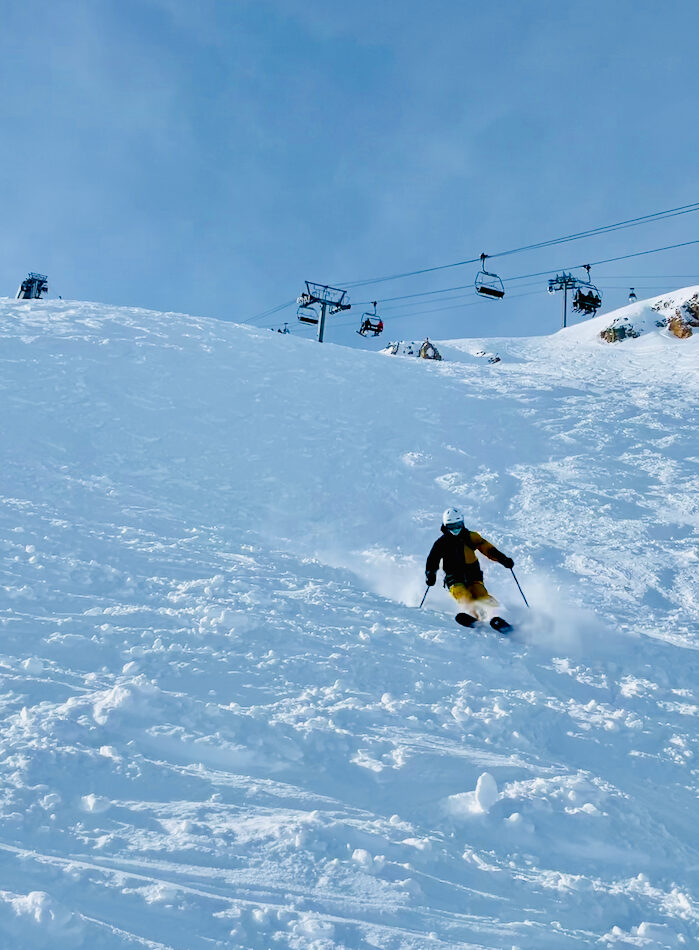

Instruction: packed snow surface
[0,290,697,949]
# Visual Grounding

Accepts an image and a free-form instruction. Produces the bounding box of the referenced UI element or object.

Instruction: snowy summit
[0,288,697,949]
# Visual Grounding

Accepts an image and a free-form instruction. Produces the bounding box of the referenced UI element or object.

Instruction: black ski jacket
[426,526,509,588]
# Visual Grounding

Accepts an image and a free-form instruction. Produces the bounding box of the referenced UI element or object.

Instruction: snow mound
[0,891,85,947]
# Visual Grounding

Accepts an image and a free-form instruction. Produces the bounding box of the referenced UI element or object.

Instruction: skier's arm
[425,538,444,583]
[472,532,514,569]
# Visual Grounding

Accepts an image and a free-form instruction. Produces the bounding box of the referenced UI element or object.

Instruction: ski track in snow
[0,296,697,949]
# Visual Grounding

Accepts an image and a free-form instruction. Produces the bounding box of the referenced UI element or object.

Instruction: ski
[455,612,478,627]
[454,613,513,634]
[490,616,513,634]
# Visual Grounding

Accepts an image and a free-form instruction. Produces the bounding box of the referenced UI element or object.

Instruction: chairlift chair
[474,254,505,299]
[357,301,384,337]
[297,304,319,325]
[573,288,602,315]
[572,265,602,316]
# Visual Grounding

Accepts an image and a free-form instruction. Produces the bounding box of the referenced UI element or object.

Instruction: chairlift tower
[17,272,48,299]
[296,281,351,343]
[547,272,579,328]
[548,267,603,328]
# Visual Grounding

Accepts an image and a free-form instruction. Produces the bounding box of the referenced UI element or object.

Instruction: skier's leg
[448,583,478,626]
[449,583,474,609]
[465,581,499,622]
[451,583,511,631]
[468,582,512,631]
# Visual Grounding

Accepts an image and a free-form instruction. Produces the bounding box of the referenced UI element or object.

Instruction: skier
[425,507,514,632]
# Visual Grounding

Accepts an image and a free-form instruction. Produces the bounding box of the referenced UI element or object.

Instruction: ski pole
[419,585,430,608]
[511,569,529,608]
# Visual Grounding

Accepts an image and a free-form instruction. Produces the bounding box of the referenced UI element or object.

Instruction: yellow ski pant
[448,581,499,621]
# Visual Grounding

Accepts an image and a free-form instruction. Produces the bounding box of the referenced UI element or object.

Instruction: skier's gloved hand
[500,556,514,570]
[425,571,437,587]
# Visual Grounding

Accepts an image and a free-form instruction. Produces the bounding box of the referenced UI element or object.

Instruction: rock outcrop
[652,292,699,339]
[419,338,442,360]
[383,339,443,360]
[600,292,699,342]
[599,316,640,343]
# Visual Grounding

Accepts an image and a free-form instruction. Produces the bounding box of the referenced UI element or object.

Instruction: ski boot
[490,616,513,634]
[455,612,478,627]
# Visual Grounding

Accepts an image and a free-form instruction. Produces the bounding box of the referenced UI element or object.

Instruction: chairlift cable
[334,240,699,326]
[350,273,565,310]
[597,284,689,290]
[248,240,699,330]
[337,201,699,289]
[348,267,699,309]
[246,237,699,327]
[590,239,699,268]
[242,298,297,324]
[334,288,545,328]
[593,273,699,279]
[350,245,699,314]
[240,214,699,325]
[332,288,547,329]
[340,256,482,289]
[501,238,699,284]
[388,288,545,321]
[488,204,699,261]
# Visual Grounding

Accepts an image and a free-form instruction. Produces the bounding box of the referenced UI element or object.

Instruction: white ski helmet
[442,507,465,529]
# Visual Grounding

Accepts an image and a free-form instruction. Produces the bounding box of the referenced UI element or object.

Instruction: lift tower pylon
[547,272,579,328]
[296,281,351,343]
[17,272,48,300]
[547,267,602,328]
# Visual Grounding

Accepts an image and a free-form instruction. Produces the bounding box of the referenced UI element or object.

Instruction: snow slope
[0,291,697,949]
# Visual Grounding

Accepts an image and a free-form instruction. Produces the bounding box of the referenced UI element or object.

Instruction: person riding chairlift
[361,317,383,336]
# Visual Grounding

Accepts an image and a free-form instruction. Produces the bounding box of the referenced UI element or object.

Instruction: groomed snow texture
[0,291,697,949]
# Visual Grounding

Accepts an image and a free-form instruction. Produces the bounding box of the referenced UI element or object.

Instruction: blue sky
[2,0,698,346]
